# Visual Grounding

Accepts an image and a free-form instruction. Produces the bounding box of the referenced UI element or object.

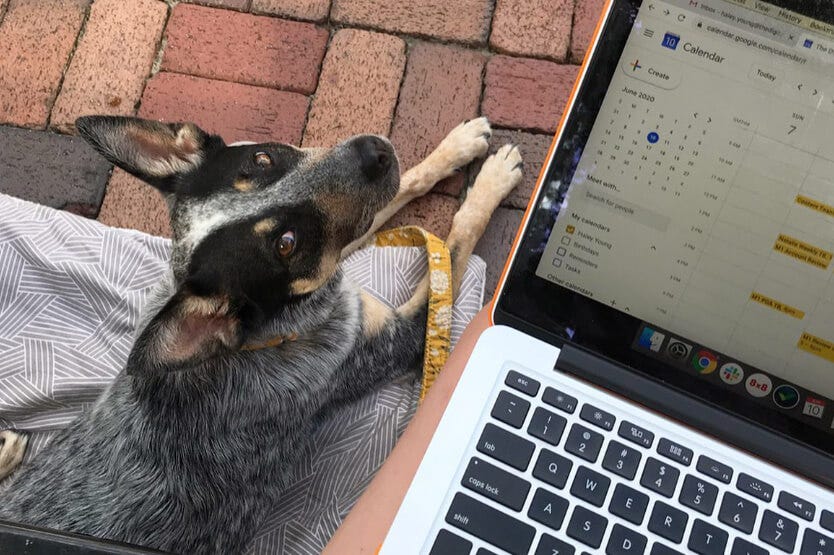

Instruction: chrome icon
[691,350,718,374]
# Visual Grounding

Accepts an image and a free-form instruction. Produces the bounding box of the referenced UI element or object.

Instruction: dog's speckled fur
[0,116,521,553]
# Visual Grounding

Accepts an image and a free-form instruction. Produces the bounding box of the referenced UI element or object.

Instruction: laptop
[381,0,834,553]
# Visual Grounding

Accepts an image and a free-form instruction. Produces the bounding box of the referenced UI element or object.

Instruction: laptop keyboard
[429,369,834,555]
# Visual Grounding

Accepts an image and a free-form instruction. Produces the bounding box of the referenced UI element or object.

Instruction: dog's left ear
[125,291,242,376]
[75,116,224,194]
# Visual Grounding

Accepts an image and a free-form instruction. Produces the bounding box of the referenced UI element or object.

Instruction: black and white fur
[0,115,522,553]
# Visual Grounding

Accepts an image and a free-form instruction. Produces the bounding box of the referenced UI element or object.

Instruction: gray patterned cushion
[0,193,486,553]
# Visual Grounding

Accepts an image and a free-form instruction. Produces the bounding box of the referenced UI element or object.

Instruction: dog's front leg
[329,145,522,406]
[341,118,492,259]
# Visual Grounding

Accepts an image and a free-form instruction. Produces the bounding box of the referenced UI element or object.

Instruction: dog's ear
[75,116,224,194]
[125,290,242,376]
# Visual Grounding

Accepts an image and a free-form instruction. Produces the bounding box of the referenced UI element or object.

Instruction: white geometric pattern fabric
[0,193,486,553]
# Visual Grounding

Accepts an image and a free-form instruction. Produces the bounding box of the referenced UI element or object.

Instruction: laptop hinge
[555,344,834,490]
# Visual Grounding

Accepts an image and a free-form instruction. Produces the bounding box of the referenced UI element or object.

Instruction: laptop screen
[496,0,834,458]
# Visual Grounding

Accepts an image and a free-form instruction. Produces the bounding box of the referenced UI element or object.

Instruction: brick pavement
[0,0,606,296]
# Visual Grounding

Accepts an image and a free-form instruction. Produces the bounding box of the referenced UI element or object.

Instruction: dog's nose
[356,136,392,181]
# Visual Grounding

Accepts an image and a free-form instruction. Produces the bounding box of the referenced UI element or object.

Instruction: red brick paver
[251,0,330,21]
[162,4,329,94]
[490,0,574,61]
[141,73,309,145]
[572,0,607,63]
[474,206,523,296]
[390,42,485,196]
[303,29,406,147]
[50,0,167,133]
[332,0,491,45]
[0,0,88,129]
[98,169,171,237]
[482,56,579,133]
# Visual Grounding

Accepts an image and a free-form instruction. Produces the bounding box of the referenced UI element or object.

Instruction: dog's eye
[254,152,273,168]
[277,231,296,257]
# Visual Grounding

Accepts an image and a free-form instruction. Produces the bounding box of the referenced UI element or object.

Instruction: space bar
[444,492,535,555]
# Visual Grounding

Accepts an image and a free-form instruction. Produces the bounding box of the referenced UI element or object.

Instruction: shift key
[446,492,535,555]
[477,423,535,471]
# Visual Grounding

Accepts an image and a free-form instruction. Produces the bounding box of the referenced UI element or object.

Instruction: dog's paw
[469,143,523,208]
[422,117,492,184]
[0,430,28,481]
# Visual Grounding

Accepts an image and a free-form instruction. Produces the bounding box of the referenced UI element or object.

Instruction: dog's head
[77,116,399,373]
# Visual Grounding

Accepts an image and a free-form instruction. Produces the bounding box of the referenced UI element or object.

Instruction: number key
[602,440,641,480]
[718,492,758,534]
[527,407,567,446]
[758,510,797,553]
[678,475,718,516]
[801,529,834,555]
[564,424,604,463]
[640,457,680,498]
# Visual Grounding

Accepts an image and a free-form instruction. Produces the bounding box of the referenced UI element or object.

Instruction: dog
[0,114,521,553]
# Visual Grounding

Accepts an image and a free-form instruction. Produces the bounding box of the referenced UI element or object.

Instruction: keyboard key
[687,519,728,555]
[567,505,608,549]
[679,474,718,516]
[778,490,815,521]
[461,457,531,511]
[533,448,572,489]
[759,509,798,553]
[445,493,535,555]
[430,529,472,555]
[731,537,768,555]
[542,386,578,413]
[564,424,604,462]
[736,472,774,502]
[696,455,733,484]
[648,501,688,544]
[609,483,649,525]
[527,488,569,531]
[476,423,535,471]
[719,492,758,534]
[505,370,540,396]
[823,510,834,533]
[606,523,647,555]
[602,440,641,480]
[476,549,499,555]
[657,438,693,466]
[580,403,615,431]
[801,529,834,555]
[618,420,654,448]
[570,466,611,507]
[640,457,680,498]
[535,534,576,555]
[527,407,567,445]
[651,545,684,555]
[491,391,530,429]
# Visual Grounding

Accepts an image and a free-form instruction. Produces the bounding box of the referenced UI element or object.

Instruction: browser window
[537,0,834,419]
